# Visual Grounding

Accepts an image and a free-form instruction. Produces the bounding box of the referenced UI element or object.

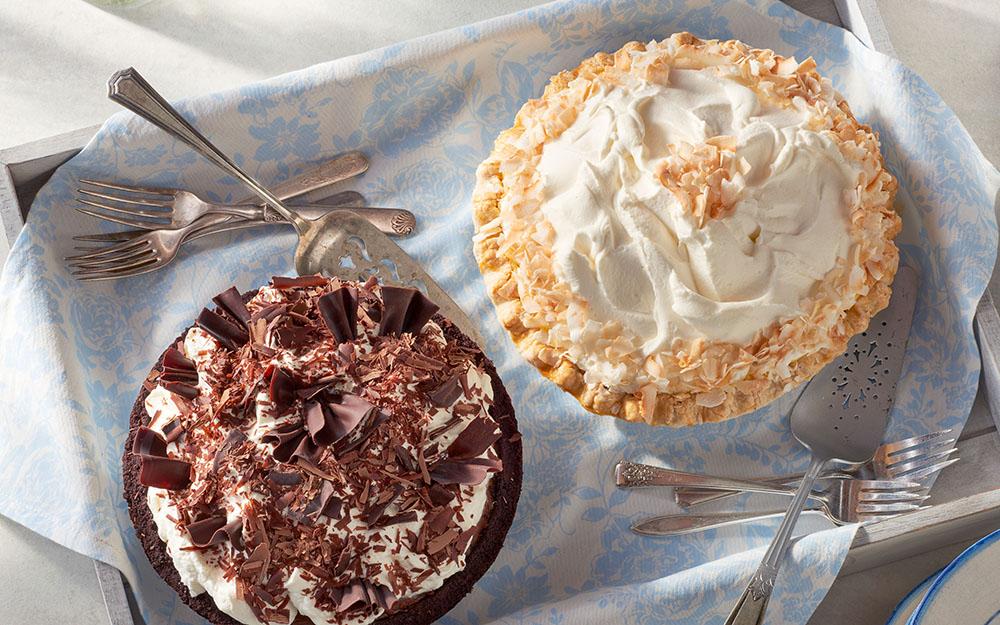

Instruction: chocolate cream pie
[473,33,900,426]
[123,276,521,625]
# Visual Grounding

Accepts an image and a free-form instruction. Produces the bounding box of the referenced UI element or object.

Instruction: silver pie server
[725,265,918,625]
[107,68,482,344]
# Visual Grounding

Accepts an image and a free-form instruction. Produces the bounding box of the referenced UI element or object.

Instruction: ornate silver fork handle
[616,461,806,497]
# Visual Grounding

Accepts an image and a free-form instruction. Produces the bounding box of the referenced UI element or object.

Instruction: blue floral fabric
[0,1,997,624]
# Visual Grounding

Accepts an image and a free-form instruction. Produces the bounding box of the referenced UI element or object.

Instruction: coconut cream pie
[473,33,899,426]
[123,276,521,625]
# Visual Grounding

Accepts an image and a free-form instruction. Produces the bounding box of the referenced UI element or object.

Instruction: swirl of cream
[537,67,859,355]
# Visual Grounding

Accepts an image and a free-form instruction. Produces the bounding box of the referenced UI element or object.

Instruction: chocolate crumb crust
[122,288,522,625]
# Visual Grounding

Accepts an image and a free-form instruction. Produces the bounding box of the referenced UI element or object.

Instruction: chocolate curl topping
[430,456,502,485]
[132,426,167,457]
[325,394,376,443]
[162,347,196,372]
[304,481,343,520]
[212,429,248,472]
[163,381,199,400]
[317,286,358,343]
[160,418,184,444]
[446,418,502,460]
[197,308,249,350]
[378,286,439,337]
[271,275,328,289]
[268,366,297,412]
[187,516,243,550]
[212,286,252,328]
[262,421,321,465]
[251,303,286,324]
[428,374,464,407]
[272,325,312,349]
[138,456,192,490]
[331,580,396,613]
[267,470,302,486]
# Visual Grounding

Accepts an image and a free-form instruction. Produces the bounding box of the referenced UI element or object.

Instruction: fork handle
[249,152,368,205]
[616,461,799,497]
[108,68,310,233]
[632,509,826,536]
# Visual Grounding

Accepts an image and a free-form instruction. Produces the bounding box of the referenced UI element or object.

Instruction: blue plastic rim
[908,529,1000,625]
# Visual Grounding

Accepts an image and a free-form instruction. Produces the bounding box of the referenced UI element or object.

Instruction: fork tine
[889,455,960,481]
[883,439,958,465]
[64,238,149,261]
[73,231,144,243]
[880,429,954,456]
[78,188,171,211]
[76,205,166,230]
[77,194,170,218]
[75,257,163,281]
[71,253,160,277]
[855,501,926,514]
[80,178,175,197]
[857,490,929,503]
[856,479,921,490]
[885,449,958,477]
[69,247,157,270]
[857,506,930,522]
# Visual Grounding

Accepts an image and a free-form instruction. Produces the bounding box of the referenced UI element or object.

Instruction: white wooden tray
[1,1,997,624]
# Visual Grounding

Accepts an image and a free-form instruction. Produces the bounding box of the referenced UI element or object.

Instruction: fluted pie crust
[472,33,900,426]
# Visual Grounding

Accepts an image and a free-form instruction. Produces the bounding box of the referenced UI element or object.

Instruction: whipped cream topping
[140,279,501,625]
[537,67,859,353]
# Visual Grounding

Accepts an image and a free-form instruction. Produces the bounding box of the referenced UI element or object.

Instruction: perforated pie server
[725,265,918,625]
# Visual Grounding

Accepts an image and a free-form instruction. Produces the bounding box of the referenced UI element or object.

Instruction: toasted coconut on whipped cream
[472,33,899,426]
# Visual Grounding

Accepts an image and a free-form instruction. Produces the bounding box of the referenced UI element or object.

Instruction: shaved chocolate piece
[251,303,286,324]
[303,482,342,520]
[267,470,302,486]
[325,394,375,442]
[380,510,419,526]
[213,286,252,327]
[212,429,248,472]
[271,275,327,289]
[162,346,196,371]
[364,485,402,525]
[160,418,184,443]
[332,581,367,613]
[378,286,439,337]
[132,426,167,457]
[318,286,359,343]
[394,445,416,472]
[446,418,501,460]
[162,381,199,400]
[138,456,191,490]
[428,484,456,507]
[430,456,502,485]
[427,506,454,534]
[428,374,464,407]
[187,515,243,549]
[303,401,332,445]
[267,366,296,412]
[426,527,459,555]
[159,368,198,384]
[332,405,388,457]
[197,308,249,350]
[272,325,311,349]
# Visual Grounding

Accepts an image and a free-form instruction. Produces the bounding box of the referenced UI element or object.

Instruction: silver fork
[618,465,927,535]
[75,179,414,236]
[73,190,363,243]
[673,429,958,507]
